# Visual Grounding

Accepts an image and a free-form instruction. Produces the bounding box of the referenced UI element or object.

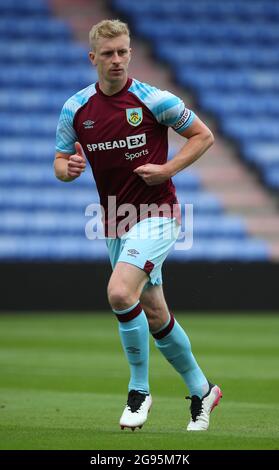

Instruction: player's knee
[107,284,136,311]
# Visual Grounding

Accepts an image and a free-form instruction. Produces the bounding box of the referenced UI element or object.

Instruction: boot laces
[127,390,146,413]
[186,395,203,421]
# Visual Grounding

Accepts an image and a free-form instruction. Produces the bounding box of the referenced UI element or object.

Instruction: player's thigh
[140,284,169,325]
[108,261,148,300]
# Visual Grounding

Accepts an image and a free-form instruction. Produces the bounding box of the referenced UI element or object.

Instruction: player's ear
[89,51,97,66]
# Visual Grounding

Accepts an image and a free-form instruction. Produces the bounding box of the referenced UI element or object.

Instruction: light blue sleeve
[147,89,195,133]
[129,79,195,134]
[55,83,97,153]
[170,104,196,134]
[55,97,78,154]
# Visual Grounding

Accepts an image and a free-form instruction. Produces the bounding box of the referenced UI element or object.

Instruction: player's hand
[133,163,170,186]
[67,142,87,178]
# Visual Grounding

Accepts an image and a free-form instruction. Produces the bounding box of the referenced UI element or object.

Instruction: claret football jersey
[56,77,195,236]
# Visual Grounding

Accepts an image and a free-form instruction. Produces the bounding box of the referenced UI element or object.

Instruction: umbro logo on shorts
[127,249,140,258]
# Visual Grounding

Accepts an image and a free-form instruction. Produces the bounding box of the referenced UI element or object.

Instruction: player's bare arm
[134,116,214,186]
[54,142,86,182]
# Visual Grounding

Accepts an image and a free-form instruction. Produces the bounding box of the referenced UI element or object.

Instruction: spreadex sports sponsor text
[86,133,148,161]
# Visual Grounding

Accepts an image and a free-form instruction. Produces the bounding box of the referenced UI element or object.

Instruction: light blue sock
[113,301,149,394]
[154,316,208,398]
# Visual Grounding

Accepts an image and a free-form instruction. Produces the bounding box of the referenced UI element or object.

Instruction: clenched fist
[133,163,170,186]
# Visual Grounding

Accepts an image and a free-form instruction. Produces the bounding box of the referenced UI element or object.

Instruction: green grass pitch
[0,312,278,450]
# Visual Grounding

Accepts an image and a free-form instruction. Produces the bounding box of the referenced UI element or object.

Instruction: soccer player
[54,19,222,431]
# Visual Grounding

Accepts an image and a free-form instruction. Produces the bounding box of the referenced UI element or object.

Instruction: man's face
[89,34,131,84]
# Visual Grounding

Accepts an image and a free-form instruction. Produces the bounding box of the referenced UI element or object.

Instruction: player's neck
[98,76,128,96]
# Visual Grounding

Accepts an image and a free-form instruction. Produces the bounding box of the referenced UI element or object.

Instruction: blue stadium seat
[0,164,97,189]
[243,143,279,167]
[177,191,223,214]
[0,91,74,112]
[0,188,98,210]
[0,66,95,88]
[0,114,60,137]
[172,171,201,190]
[170,239,269,261]
[0,0,49,15]
[221,118,279,142]
[134,20,279,43]
[0,41,89,65]
[155,44,279,68]
[0,211,246,239]
[199,92,279,116]
[1,138,56,162]
[264,169,279,190]
[112,0,279,20]
[176,68,279,92]
[192,215,247,239]
[0,236,108,260]
[0,19,71,39]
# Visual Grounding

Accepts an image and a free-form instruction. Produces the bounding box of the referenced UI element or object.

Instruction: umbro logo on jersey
[83,120,95,129]
[126,107,143,127]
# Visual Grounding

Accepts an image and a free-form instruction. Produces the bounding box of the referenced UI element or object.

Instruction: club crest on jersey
[126,108,143,127]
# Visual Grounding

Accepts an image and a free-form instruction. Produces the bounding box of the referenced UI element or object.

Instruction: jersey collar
[96,77,132,97]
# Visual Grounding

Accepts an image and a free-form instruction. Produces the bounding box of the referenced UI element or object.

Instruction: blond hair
[89,19,130,51]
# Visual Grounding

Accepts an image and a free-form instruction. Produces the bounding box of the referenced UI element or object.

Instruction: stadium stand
[0,0,274,261]
[111,0,279,192]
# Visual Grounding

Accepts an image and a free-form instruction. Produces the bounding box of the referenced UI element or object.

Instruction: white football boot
[186,384,222,431]
[120,390,152,431]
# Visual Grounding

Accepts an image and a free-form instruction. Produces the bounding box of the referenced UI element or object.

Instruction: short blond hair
[89,19,130,51]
